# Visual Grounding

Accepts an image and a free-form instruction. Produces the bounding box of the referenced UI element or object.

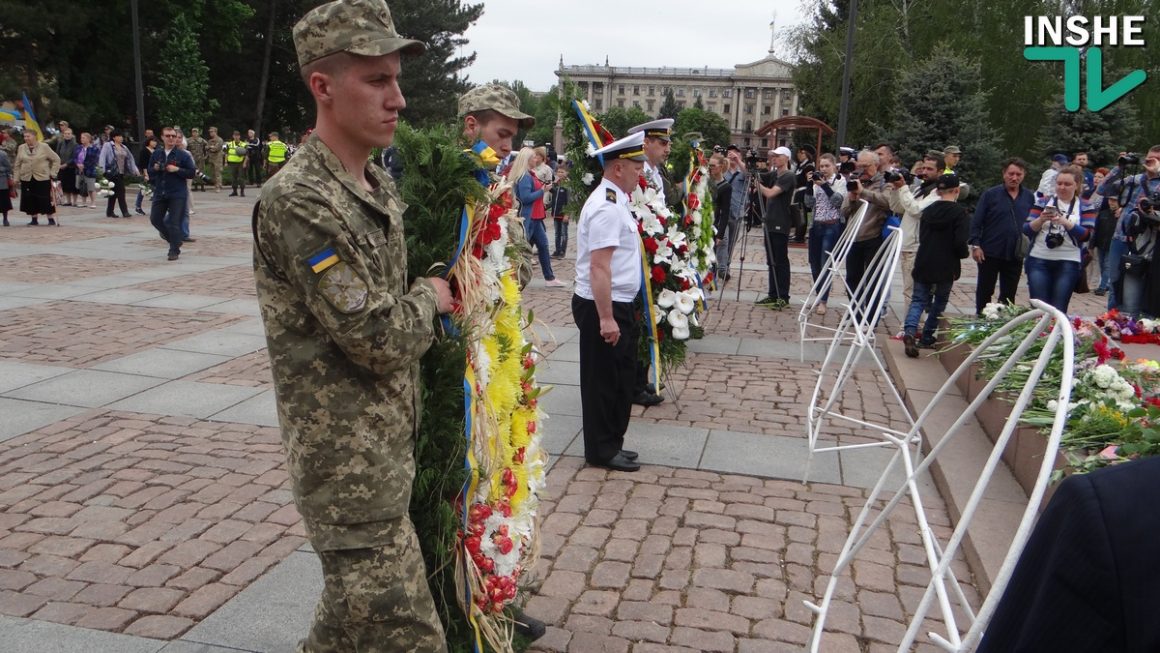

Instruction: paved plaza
[0,196,1104,652]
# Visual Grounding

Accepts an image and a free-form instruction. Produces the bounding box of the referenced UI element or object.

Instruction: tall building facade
[555,53,798,150]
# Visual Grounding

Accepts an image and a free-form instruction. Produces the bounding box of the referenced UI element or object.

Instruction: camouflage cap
[293,0,425,69]
[457,84,535,129]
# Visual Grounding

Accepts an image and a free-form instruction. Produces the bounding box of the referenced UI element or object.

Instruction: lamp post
[131,0,146,146]
[835,0,858,151]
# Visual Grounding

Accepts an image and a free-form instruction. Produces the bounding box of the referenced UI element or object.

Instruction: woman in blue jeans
[1022,167,1096,313]
[806,154,847,314]
[510,148,565,287]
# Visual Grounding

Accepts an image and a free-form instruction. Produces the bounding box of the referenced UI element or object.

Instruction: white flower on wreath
[674,291,697,315]
[654,307,665,324]
[1090,364,1118,389]
[667,309,689,330]
[655,241,674,262]
[640,212,663,236]
[689,311,700,327]
[479,513,523,578]
[585,142,597,157]
[691,209,702,226]
[666,228,687,250]
[672,324,691,340]
[657,288,677,309]
[581,172,594,185]
[1139,318,1160,333]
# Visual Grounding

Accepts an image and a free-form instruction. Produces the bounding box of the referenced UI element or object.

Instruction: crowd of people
[695,140,1160,351]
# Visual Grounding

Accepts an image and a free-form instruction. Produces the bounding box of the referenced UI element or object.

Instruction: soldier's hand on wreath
[426,277,453,314]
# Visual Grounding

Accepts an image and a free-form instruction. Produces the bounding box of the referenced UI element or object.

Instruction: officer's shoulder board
[605,188,617,203]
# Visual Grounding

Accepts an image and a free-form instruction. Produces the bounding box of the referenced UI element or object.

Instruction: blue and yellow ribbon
[572,100,606,165]
[638,237,662,391]
[459,362,485,653]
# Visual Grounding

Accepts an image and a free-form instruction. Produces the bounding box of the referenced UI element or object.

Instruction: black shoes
[136,208,146,215]
[511,609,546,642]
[27,219,38,226]
[167,252,179,261]
[632,391,663,407]
[183,238,196,243]
[903,334,919,358]
[229,191,238,197]
[47,218,57,226]
[587,452,640,472]
[621,449,638,461]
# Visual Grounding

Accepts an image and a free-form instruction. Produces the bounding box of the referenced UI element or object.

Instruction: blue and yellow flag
[21,93,43,140]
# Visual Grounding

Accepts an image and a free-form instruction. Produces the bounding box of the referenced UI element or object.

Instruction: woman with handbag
[0,148,12,226]
[14,129,61,226]
[98,131,138,218]
[1022,166,1097,312]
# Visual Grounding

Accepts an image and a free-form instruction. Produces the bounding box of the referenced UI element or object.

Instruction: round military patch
[317,262,369,314]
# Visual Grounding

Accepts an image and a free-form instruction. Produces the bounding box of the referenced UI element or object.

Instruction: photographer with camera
[806,153,847,315]
[718,145,750,281]
[755,146,797,308]
[1022,166,1096,312]
[840,150,891,303]
[1119,190,1160,318]
[1099,146,1160,309]
[887,159,940,306]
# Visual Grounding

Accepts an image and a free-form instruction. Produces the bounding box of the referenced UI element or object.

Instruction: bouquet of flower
[96,178,115,199]
[134,183,153,198]
[1095,308,1160,345]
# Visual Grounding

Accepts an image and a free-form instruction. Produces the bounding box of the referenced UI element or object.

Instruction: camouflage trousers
[204,158,223,189]
[298,515,447,653]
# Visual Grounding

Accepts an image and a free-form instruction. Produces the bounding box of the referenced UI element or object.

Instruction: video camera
[1120,153,1142,167]
[883,168,914,185]
[745,148,760,170]
[1139,190,1160,216]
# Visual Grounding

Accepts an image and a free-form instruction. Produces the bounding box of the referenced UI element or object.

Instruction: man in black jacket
[969,158,1036,315]
[904,174,968,357]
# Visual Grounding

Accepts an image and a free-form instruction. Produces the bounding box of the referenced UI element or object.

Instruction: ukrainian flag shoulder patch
[307,248,340,274]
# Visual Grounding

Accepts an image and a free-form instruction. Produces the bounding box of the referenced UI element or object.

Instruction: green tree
[878,49,1002,189]
[673,107,730,149]
[693,94,704,110]
[392,0,484,127]
[657,88,679,120]
[596,105,651,139]
[148,11,219,130]
[1035,91,1142,169]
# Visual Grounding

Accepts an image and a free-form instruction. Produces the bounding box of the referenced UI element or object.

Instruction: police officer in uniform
[226,130,249,196]
[252,0,453,650]
[187,128,209,191]
[205,126,225,191]
[625,118,674,407]
[266,131,288,177]
[573,132,648,472]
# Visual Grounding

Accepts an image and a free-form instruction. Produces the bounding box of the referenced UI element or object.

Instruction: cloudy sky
[460,1,810,91]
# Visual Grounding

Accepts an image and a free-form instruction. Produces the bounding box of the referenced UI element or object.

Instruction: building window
[763,88,774,99]
[647,99,655,111]
[761,138,769,147]
[633,100,641,108]
[677,101,685,109]
[594,83,603,95]
[744,137,751,146]
[782,108,790,116]
[618,84,625,95]
[763,106,771,115]
[662,86,670,95]
[744,104,753,115]
[745,88,755,99]
[648,85,655,96]
[744,120,752,132]
[594,99,602,110]
[707,103,717,111]
[633,85,640,95]
[676,88,685,97]
[783,89,792,101]
[722,88,732,98]
[617,99,625,107]
[723,103,731,114]
[693,88,702,97]
[709,88,717,98]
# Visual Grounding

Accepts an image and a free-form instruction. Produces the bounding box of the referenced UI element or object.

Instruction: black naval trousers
[572,293,638,463]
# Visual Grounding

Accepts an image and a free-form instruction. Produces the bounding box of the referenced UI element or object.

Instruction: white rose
[581,172,594,185]
[657,289,677,309]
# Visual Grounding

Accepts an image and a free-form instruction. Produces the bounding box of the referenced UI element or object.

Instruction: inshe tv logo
[1023,15,1148,112]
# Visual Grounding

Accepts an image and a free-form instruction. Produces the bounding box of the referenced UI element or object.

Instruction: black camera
[1120,153,1141,167]
[1140,191,1160,213]
[846,179,860,192]
[883,168,913,184]
[196,171,212,183]
[1044,230,1065,249]
[838,160,856,176]
[745,148,759,169]
[810,171,824,183]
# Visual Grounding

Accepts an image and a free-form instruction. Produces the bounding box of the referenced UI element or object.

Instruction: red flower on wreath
[680,276,692,291]
[638,175,648,191]
[687,194,700,211]
[651,265,667,285]
[643,237,659,255]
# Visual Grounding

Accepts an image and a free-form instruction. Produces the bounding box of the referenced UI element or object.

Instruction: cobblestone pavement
[0,198,987,651]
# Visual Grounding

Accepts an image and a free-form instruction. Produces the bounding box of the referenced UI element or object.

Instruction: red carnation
[677,244,689,256]
[651,265,666,284]
[643,237,659,254]
[688,194,700,210]
[638,176,648,191]
[680,277,692,290]
[684,215,694,226]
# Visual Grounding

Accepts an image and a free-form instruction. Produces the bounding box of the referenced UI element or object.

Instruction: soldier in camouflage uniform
[252,1,453,651]
[187,128,209,191]
[205,126,225,192]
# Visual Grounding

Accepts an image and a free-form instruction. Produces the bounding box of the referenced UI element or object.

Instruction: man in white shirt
[572,132,648,472]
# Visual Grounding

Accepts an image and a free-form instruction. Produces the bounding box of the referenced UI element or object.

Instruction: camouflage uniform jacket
[253,133,439,551]
[206,136,225,164]
[186,136,209,167]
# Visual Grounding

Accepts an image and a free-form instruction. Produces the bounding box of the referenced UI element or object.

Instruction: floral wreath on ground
[1094,308,1160,345]
[949,302,1160,477]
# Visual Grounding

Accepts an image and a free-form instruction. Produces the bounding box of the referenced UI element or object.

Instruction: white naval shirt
[575,178,644,303]
[644,161,666,205]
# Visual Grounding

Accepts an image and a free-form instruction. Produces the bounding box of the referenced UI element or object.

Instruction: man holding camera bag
[1119,191,1160,318]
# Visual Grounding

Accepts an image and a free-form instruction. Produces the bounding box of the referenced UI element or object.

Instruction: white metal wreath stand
[804,226,914,481]
[806,301,1075,653]
[798,201,869,361]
